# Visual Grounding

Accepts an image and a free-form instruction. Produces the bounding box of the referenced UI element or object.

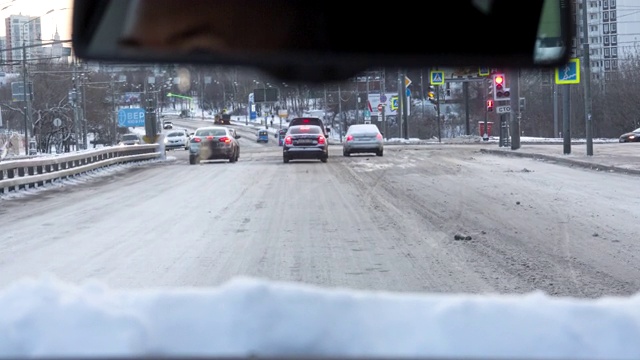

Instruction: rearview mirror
[236,134,242,139]
[71,0,571,83]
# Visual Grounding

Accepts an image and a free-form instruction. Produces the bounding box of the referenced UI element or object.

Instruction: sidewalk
[479,142,640,175]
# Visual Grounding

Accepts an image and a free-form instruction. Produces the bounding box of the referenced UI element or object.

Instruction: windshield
[0,2,638,359]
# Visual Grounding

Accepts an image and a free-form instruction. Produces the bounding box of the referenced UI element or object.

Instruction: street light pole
[21,39,28,155]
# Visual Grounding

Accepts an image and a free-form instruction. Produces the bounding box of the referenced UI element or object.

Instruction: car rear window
[122,134,139,140]
[289,126,321,135]
[289,117,324,128]
[195,129,227,136]
[167,132,183,137]
[349,125,380,134]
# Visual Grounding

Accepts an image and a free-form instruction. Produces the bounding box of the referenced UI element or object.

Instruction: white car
[164,129,190,150]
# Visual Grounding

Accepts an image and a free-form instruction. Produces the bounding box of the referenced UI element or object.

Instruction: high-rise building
[573,0,640,85]
[4,14,42,64]
[0,36,6,65]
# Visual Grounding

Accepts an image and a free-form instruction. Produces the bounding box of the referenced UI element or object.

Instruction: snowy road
[1,144,639,298]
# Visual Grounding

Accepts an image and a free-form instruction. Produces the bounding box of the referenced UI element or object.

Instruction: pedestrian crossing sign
[430,71,444,85]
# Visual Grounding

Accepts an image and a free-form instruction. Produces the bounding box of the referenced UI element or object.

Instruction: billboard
[253,88,278,102]
[118,108,145,127]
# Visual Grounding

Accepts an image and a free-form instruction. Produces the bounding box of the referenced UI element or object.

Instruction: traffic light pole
[581,0,593,156]
[508,68,520,150]
[435,85,441,143]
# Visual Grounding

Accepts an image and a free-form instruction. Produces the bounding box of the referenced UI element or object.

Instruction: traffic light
[486,99,494,112]
[492,73,510,101]
[427,86,436,104]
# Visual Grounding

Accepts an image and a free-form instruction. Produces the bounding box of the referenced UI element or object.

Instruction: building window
[603,0,608,9]
[612,60,618,69]
[611,23,616,33]
[604,36,610,45]
[612,47,617,58]
[603,11,609,21]
[604,60,610,70]
[612,35,617,45]
[590,13,597,20]
[610,0,616,8]
[603,23,609,34]
[610,10,616,20]
[604,48,610,58]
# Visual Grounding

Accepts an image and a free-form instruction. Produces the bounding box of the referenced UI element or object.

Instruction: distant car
[343,124,384,157]
[282,125,328,163]
[164,129,190,150]
[189,126,241,164]
[163,121,173,129]
[119,133,142,146]
[619,127,640,142]
[288,117,329,137]
[277,129,287,146]
[257,129,269,143]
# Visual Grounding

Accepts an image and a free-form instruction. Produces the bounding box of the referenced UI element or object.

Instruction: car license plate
[298,139,314,144]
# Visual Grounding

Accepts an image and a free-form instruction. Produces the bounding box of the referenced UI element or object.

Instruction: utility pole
[553,71,559,138]
[21,40,28,155]
[110,74,117,145]
[338,84,343,143]
[72,57,81,151]
[509,68,521,150]
[401,69,408,139]
[421,69,425,125]
[81,68,88,149]
[397,70,404,138]
[463,81,470,135]
[562,84,571,154]
[381,68,387,138]
[581,0,593,155]
[436,84,441,142]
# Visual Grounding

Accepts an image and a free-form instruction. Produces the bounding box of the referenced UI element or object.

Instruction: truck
[214,113,231,125]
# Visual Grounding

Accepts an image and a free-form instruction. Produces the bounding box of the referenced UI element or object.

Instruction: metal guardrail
[0,144,162,194]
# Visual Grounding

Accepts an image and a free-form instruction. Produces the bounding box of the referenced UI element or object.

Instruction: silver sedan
[343,124,384,157]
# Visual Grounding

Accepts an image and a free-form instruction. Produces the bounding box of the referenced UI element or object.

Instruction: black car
[283,125,328,163]
[619,128,640,142]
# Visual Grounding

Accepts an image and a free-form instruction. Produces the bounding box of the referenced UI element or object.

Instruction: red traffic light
[486,99,494,111]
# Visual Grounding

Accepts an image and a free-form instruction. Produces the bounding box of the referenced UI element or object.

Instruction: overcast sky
[0,0,73,41]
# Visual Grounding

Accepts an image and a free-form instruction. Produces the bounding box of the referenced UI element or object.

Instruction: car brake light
[285,136,293,145]
[193,137,202,143]
[318,136,326,144]
[376,133,383,140]
[219,136,231,143]
[346,135,353,141]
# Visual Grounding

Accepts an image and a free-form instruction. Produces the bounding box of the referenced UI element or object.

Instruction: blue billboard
[118,108,145,127]
[248,93,256,120]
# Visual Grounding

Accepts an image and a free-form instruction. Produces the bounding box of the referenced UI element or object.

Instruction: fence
[0,144,162,194]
